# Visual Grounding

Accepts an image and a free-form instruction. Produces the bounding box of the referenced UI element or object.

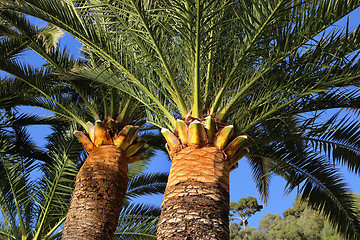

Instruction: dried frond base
[161,116,248,167]
[74,120,144,164]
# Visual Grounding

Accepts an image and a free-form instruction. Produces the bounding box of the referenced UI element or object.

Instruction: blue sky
[3,7,360,229]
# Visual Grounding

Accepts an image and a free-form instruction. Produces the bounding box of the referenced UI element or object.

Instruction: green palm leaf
[304,113,360,174]
[0,119,37,239]
[3,0,360,125]
[126,172,168,200]
[114,203,159,239]
[3,0,360,238]
[32,124,80,239]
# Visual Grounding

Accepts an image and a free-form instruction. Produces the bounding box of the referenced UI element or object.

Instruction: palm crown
[0,38,166,240]
[2,0,360,238]
[0,9,168,239]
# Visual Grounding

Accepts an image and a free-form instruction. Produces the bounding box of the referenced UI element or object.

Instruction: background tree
[230,194,360,240]
[230,197,263,230]
[4,1,360,239]
[283,196,308,219]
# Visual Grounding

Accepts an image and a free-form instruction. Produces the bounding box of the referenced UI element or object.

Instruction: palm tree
[0,112,166,240]
[0,52,166,240]
[0,11,168,239]
[3,0,360,239]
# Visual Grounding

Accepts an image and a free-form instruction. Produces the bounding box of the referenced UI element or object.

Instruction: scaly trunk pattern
[158,117,249,239]
[157,146,230,239]
[62,121,144,240]
[62,145,128,240]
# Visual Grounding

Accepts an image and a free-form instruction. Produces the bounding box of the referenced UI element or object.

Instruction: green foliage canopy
[231,194,360,240]
[230,196,263,229]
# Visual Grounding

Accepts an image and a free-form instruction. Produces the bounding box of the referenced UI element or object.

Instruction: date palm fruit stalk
[158,116,248,239]
[63,119,144,240]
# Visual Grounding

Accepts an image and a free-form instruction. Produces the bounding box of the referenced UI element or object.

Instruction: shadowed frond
[32,124,80,239]
[304,112,360,174]
[0,152,34,239]
[247,142,360,240]
[126,172,168,200]
[0,122,37,239]
[114,203,159,240]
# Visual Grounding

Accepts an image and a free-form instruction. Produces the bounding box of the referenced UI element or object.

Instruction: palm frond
[139,131,167,153]
[244,123,360,239]
[0,137,36,239]
[114,203,159,240]
[0,8,64,60]
[126,172,167,200]
[277,150,360,240]
[0,58,89,128]
[32,124,80,239]
[127,146,156,178]
[303,112,360,175]
[245,155,272,205]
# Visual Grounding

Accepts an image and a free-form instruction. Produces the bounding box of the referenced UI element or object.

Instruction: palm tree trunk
[62,145,128,240]
[157,146,230,239]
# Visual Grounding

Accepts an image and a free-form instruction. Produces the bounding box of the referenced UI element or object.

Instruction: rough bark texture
[157,146,230,240]
[62,145,128,240]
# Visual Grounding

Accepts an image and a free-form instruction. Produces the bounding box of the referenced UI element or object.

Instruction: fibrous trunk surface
[62,145,128,240]
[157,146,230,240]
